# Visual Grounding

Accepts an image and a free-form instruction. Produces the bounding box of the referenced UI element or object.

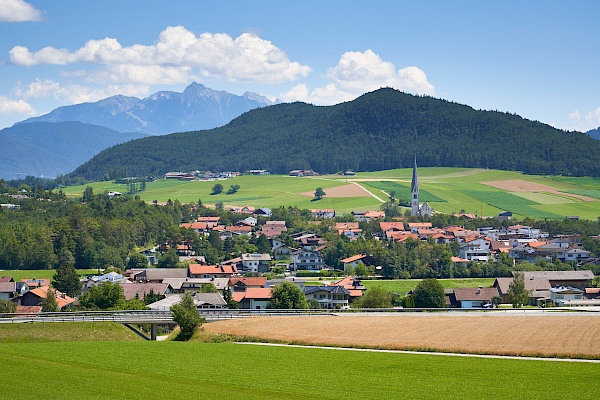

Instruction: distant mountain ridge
[19,82,274,135]
[587,127,600,140]
[0,121,148,180]
[69,88,600,181]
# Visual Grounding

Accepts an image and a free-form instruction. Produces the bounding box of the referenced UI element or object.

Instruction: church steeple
[411,152,420,217]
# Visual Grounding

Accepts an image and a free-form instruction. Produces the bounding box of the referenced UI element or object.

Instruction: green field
[0,269,98,282]
[362,278,496,295]
[61,168,600,219]
[0,338,596,399]
[0,322,142,343]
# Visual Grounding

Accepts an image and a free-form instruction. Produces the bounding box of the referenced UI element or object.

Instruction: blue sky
[1,0,599,132]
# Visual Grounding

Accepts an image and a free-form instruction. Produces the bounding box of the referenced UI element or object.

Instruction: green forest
[67,88,600,182]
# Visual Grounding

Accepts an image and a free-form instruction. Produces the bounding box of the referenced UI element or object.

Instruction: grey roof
[0,282,16,293]
[517,270,594,281]
[136,268,188,281]
[162,278,186,290]
[454,287,500,301]
[304,285,350,295]
[495,276,551,294]
[147,293,226,310]
[118,282,170,300]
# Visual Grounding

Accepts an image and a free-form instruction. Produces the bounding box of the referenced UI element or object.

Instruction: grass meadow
[0,338,597,399]
[62,168,600,219]
[361,278,496,295]
[0,269,98,282]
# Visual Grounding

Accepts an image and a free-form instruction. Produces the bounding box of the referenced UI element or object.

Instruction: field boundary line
[350,182,385,202]
[235,342,600,363]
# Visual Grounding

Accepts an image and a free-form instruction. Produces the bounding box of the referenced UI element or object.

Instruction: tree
[79,281,125,310]
[52,263,81,297]
[82,186,94,203]
[227,184,240,194]
[353,262,369,278]
[267,281,308,309]
[157,247,179,268]
[222,287,238,309]
[314,187,326,200]
[389,190,396,203]
[127,253,149,269]
[41,288,60,312]
[352,287,392,308]
[211,184,223,195]
[255,233,271,253]
[0,299,16,313]
[508,272,530,308]
[171,292,203,340]
[413,278,445,308]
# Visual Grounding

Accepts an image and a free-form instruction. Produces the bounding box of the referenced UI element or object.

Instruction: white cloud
[585,107,600,125]
[14,78,61,99]
[568,109,580,120]
[9,26,312,84]
[0,0,42,22]
[0,96,35,115]
[281,50,435,105]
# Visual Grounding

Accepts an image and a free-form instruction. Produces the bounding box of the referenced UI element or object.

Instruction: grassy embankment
[62,168,600,219]
[0,269,99,281]
[0,337,597,399]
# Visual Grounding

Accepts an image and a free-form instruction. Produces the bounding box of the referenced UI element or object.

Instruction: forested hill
[68,88,600,180]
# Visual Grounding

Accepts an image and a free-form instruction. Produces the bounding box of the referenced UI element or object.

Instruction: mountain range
[68,88,600,181]
[19,82,274,135]
[0,122,148,180]
[588,127,600,140]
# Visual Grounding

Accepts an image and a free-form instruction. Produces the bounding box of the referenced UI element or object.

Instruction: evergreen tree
[52,263,81,297]
[255,233,271,253]
[171,292,203,340]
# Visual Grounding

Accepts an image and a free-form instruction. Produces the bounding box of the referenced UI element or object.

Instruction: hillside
[0,122,148,180]
[19,82,274,135]
[588,127,600,140]
[68,88,600,181]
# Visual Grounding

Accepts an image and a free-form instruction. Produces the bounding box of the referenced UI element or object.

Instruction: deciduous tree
[413,278,445,308]
[171,292,203,340]
[508,272,530,308]
[267,281,307,309]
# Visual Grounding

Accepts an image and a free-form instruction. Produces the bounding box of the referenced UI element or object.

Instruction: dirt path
[351,182,385,202]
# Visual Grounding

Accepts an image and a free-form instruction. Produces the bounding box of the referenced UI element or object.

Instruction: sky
[1,0,599,132]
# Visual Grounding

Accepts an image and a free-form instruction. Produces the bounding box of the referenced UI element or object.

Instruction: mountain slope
[68,88,600,180]
[19,83,273,135]
[587,127,600,140]
[0,122,148,180]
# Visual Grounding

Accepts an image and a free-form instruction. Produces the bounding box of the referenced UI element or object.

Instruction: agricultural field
[0,336,597,399]
[61,168,600,219]
[205,315,600,359]
[0,269,98,282]
[361,278,496,295]
[0,322,142,343]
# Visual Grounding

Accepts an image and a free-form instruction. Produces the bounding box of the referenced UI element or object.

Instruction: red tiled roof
[0,276,14,283]
[408,222,432,228]
[189,264,238,275]
[228,277,267,287]
[380,222,405,232]
[30,286,75,308]
[364,211,385,219]
[21,278,50,288]
[340,254,366,264]
[197,216,221,222]
[235,288,272,300]
[181,222,209,230]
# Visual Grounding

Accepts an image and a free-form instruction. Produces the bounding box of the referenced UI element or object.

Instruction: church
[411,154,433,219]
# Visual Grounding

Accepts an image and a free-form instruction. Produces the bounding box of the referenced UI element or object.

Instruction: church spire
[411,151,420,217]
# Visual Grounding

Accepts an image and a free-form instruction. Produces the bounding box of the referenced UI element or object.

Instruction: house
[379,221,405,234]
[518,270,594,290]
[407,222,432,234]
[340,254,373,270]
[147,292,227,310]
[493,276,551,304]
[81,272,127,292]
[196,216,221,228]
[556,248,591,262]
[330,276,365,302]
[224,225,252,236]
[304,285,350,309]
[549,286,585,306]
[292,248,326,271]
[311,209,335,219]
[232,288,272,309]
[253,208,272,217]
[180,278,229,292]
[131,268,188,283]
[452,287,500,308]
[241,253,272,273]
[229,277,267,292]
[181,221,211,234]
[459,238,491,261]
[0,282,16,301]
[19,286,75,310]
[497,211,513,220]
[189,264,238,279]
[118,282,171,301]
[21,278,50,288]
[273,244,294,260]
[247,169,269,175]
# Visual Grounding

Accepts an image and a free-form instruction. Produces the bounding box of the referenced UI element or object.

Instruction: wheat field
[204,313,600,358]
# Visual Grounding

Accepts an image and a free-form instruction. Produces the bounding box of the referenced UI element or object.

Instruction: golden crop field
[204,314,600,358]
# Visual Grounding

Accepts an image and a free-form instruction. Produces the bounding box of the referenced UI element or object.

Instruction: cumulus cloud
[585,107,600,125]
[281,49,435,105]
[568,110,580,120]
[0,96,35,115]
[9,26,311,84]
[0,0,42,22]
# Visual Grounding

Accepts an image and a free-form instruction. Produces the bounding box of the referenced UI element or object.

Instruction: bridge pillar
[151,323,157,341]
